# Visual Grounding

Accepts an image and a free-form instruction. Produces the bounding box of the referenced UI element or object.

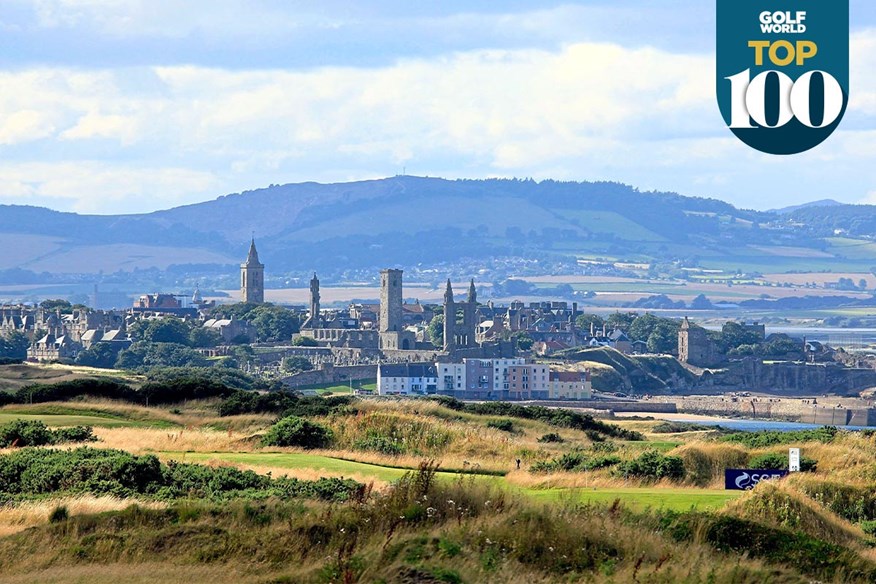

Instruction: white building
[377,363,438,396]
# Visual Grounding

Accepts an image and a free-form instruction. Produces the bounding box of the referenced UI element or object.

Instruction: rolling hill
[0,176,875,279]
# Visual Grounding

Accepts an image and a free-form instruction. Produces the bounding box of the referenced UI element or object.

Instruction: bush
[217,391,298,416]
[652,421,718,433]
[486,420,514,433]
[48,505,69,523]
[51,426,97,444]
[430,397,643,441]
[261,417,333,449]
[353,434,405,455]
[530,451,621,473]
[0,447,362,502]
[615,450,685,481]
[748,452,817,472]
[0,419,95,448]
[721,426,838,448]
[0,419,53,447]
[538,433,564,443]
[15,379,136,404]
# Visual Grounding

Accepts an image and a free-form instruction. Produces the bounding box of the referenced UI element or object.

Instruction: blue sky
[1,0,876,214]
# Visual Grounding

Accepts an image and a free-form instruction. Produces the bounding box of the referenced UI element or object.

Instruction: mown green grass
[523,486,738,511]
[162,451,738,511]
[0,412,146,428]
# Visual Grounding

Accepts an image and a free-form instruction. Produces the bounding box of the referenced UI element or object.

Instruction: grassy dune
[3,396,876,582]
[0,363,141,392]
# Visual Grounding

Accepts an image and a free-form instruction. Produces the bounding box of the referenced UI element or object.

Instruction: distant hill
[0,176,874,278]
[770,199,842,214]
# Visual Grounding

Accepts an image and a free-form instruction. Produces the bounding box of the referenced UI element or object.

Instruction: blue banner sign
[725,469,789,490]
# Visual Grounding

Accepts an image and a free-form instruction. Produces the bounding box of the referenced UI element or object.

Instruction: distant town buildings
[378,357,591,401]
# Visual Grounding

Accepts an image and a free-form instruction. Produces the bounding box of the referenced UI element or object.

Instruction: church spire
[444,279,454,303]
[245,238,262,266]
[467,278,477,303]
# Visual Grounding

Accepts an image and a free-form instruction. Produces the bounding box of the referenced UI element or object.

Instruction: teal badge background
[716,1,849,155]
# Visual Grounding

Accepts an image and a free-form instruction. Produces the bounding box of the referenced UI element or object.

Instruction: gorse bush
[748,452,817,472]
[615,450,685,481]
[217,391,298,416]
[218,392,354,417]
[431,396,643,440]
[0,419,96,447]
[6,369,271,408]
[0,447,362,502]
[793,478,876,523]
[353,433,405,455]
[721,426,838,448]
[652,421,720,434]
[261,416,333,449]
[537,432,564,443]
[486,419,515,433]
[530,452,621,473]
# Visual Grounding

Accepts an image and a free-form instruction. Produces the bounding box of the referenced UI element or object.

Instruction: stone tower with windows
[678,316,717,367]
[378,268,415,350]
[240,239,265,304]
[379,269,403,333]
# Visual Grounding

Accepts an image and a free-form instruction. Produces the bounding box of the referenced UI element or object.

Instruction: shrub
[51,426,97,444]
[486,420,514,433]
[48,505,69,523]
[429,397,643,441]
[721,426,838,448]
[217,391,298,416]
[530,452,621,473]
[15,379,135,404]
[261,417,333,449]
[538,433,564,443]
[652,421,718,433]
[353,434,405,455]
[0,420,97,447]
[748,452,817,472]
[0,447,362,502]
[615,450,685,481]
[0,419,54,447]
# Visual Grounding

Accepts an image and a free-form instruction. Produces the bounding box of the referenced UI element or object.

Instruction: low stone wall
[281,364,377,388]
[520,400,678,413]
[648,395,876,426]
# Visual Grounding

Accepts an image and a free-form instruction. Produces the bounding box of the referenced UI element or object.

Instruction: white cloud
[0,109,54,144]
[0,29,875,212]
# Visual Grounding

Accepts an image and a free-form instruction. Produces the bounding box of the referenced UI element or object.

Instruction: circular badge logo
[716,1,849,155]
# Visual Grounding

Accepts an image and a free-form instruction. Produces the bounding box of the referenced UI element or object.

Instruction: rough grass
[0,496,165,538]
[0,469,823,584]
[726,480,870,550]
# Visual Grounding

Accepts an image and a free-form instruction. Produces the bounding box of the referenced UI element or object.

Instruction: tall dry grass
[0,496,164,537]
[94,426,255,453]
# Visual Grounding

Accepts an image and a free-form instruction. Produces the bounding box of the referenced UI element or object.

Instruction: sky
[2,0,876,214]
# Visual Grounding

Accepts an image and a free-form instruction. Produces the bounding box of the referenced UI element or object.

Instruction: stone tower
[308,272,320,329]
[679,316,711,366]
[240,239,265,304]
[443,279,455,352]
[379,269,403,333]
